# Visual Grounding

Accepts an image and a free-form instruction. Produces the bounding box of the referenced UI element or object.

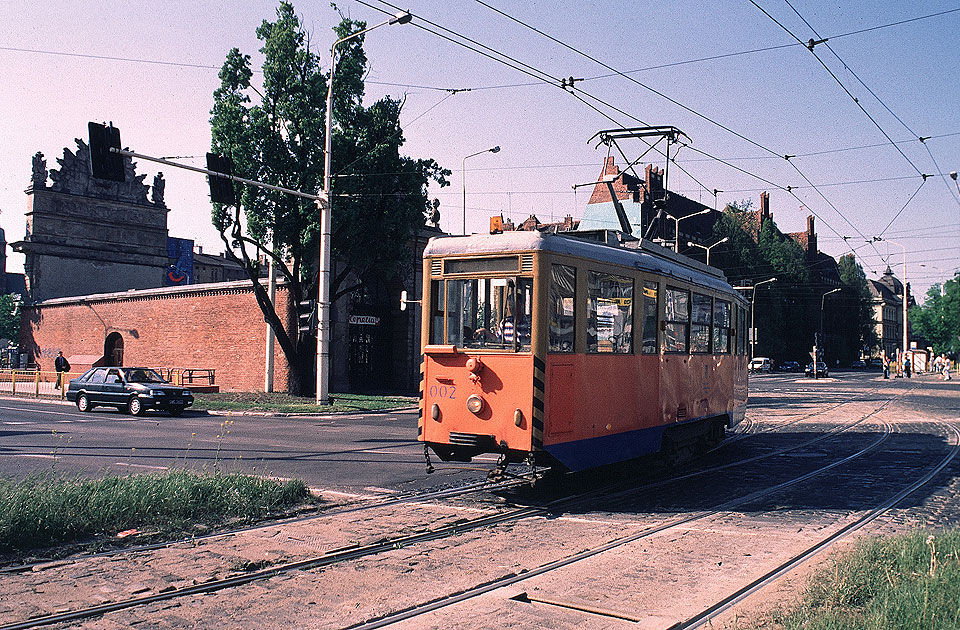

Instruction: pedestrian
[54,351,70,390]
[904,356,911,378]
[945,357,953,381]
[883,356,889,379]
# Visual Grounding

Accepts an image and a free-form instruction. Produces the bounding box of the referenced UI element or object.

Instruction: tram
[418,229,749,472]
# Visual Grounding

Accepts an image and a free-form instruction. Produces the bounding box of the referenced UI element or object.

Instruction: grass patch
[192,391,416,413]
[759,530,960,629]
[0,471,314,555]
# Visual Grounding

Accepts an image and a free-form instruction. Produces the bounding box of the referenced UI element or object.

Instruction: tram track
[0,388,908,630]
[350,416,959,629]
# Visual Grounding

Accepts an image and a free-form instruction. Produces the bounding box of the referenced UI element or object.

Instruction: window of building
[691,293,712,353]
[713,299,731,354]
[587,271,633,353]
[665,287,690,353]
[642,281,659,354]
[549,265,576,352]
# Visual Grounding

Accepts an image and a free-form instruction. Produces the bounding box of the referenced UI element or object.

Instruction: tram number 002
[429,384,456,399]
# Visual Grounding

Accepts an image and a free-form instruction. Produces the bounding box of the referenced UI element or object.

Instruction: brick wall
[20,280,295,392]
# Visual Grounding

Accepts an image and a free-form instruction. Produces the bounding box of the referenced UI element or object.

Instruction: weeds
[192,391,415,414]
[766,530,960,630]
[0,470,315,555]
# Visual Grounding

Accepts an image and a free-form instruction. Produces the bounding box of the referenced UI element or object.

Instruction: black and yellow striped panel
[417,356,425,438]
[532,355,545,449]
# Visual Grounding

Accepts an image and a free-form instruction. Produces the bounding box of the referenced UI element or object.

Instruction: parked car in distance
[850,360,866,369]
[66,367,194,416]
[805,362,829,378]
[868,358,884,369]
[749,357,772,373]
[778,360,801,373]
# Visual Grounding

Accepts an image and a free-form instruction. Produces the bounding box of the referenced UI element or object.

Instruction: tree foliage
[910,272,960,355]
[0,294,20,343]
[208,2,449,395]
[836,254,879,361]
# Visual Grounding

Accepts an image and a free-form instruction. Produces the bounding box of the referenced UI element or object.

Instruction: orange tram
[418,229,749,473]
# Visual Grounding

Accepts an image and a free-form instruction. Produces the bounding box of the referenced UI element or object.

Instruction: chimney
[760,191,771,224]
[645,164,663,194]
[806,215,817,256]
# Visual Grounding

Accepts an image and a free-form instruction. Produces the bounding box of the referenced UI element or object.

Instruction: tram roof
[424,230,743,297]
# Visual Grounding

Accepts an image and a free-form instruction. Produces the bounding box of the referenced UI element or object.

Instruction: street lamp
[686,236,728,266]
[920,263,946,296]
[873,236,908,362]
[317,9,411,405]
[734,277,777,360]
[951,171,959,196]
[670,208,711,253]
[818,287,841,378]
[462,146,500,235]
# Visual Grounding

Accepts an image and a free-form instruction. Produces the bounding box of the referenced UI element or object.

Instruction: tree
[209,2,449,395]
[836,254,878,361]
[910,272,960,355]
[0,294,20,342]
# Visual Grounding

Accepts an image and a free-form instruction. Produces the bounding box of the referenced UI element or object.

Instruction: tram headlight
[431,404,440,421]
[466,394,484,414]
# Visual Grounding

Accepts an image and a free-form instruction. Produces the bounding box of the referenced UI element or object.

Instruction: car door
[101,368,126,406]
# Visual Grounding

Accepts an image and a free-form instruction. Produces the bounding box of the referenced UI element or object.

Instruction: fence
[0,370,81,399]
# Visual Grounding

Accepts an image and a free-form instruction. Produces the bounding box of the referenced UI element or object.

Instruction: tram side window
[737,305,747,355]
[642,281,659,354]
[664,287,690,353]
[691,293,712,353]
[549,265,576,352]
[713,299,731,354]
[587,272,633,353]
[429,280,444,345]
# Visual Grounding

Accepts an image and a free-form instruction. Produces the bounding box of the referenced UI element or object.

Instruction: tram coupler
[424,443,435,474]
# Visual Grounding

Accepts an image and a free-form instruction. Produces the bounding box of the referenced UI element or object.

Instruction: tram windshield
[430,277,533,351]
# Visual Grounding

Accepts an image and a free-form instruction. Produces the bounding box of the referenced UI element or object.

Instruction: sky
[1,0,957,302]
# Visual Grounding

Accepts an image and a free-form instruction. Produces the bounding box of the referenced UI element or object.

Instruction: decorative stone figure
[31,152,47,188]
[152,172,166,206]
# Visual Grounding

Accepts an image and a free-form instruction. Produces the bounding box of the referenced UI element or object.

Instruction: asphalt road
[0,369,895,492]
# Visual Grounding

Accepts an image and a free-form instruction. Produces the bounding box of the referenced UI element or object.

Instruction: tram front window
[441,277,532,351]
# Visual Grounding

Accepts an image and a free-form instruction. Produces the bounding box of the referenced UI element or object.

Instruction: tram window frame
[690,293,713,354]
[429,279,444,345]
[548,264,576,353]
[432,275,533,352]
[664,287,690,353]
[713,298,732,354]
[587,271,634,354]
[642,281,659,354]
[737,304,747,355]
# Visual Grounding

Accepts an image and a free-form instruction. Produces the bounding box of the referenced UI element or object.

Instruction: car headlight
[150,389,166,396]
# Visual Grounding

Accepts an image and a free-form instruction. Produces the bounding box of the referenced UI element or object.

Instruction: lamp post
[818,287,841,378]
[873,236,908,363]
[920,263,946,296]
[317,10,411,405]
[734,277,777,361]
[686,236,728,266]
[461,146,500,235]
[670,208,711,253]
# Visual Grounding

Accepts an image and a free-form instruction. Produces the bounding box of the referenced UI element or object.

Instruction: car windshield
[123,368,166,383]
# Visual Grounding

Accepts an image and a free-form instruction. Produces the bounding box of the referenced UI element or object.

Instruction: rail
[153,368,216,387]
[0,369,82,399]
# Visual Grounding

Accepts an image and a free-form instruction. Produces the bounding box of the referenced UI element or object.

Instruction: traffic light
[298,299,317,334]
[206,153,236,205]
[88,122,125,182]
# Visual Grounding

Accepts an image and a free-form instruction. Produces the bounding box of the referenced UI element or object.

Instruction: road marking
[113,462,169,471]
[20,454,57,459]
[1,421,34,425]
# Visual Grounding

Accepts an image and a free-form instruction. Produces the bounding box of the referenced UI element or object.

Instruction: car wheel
[168,406,184,417]
[128,396,146,416]
[77,393,93,412]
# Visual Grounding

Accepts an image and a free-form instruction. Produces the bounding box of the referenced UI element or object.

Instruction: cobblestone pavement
[0,373,957,629]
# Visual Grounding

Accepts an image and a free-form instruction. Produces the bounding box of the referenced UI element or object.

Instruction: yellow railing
[0,370,81,399]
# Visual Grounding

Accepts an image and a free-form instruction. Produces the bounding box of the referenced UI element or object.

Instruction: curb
[0,394,418,418]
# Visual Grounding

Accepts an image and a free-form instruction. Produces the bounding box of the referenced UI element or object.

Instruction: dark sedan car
[805,362,829,378]
[66,367,194,416]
